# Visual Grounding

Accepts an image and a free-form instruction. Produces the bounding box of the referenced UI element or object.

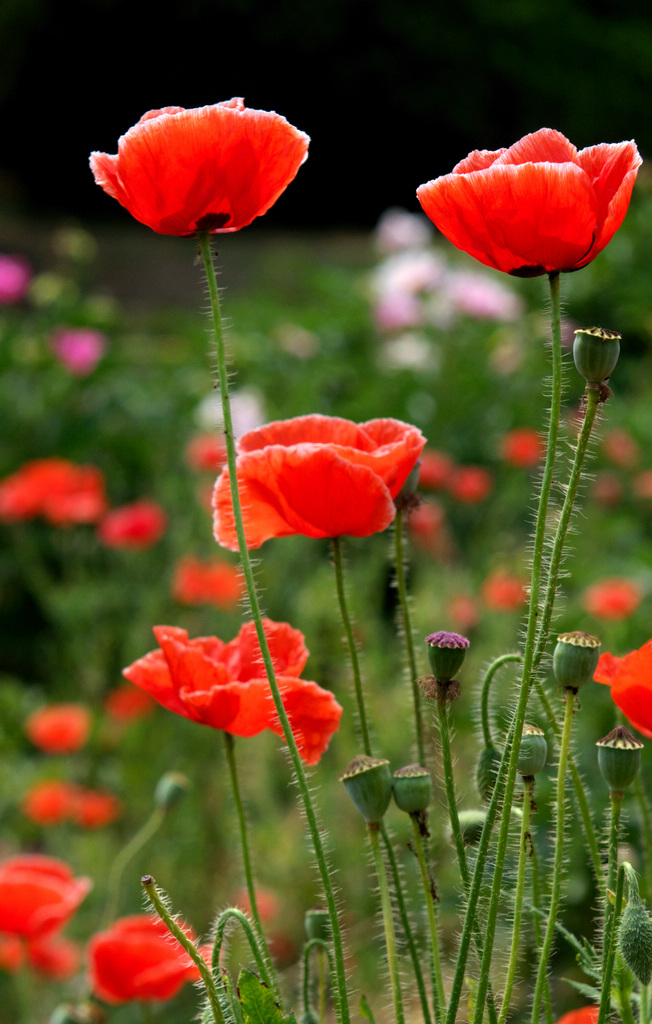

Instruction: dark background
[2,0,652,230]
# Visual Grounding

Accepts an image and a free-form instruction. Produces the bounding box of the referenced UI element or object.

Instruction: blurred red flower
[448,466,493,503]
[499,427,544,468]
[104,682,156,723]
[0,934,23,972]
[21,780,79,826]
[123,619,342,765]
[406,501,447,557]
[90,99,309,237]
[582,578,643,620]
[98,500,167,548]
[592,471,623,507]
[172,556,243,609]
[0,458,106,524]
[50,327,106,377]
[634,470,652,500]
[28,934,81,979]
[595,639,652,738]
[0,854,91,939]
[482,570,527,611]
[602,427,640,469]
[233,886,279,923]
[25,703,92,755]
[185,433,227,473]
[554,1010,599,1024]
[88,914,202,1003]
[213,414,426,550]
[417,450,454,490]
[417,129,641,277]
[449,593,480,633]
[73,789,122,829]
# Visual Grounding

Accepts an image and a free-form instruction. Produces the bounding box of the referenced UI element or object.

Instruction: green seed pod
[553,631,601,691]
[392,765,432,814]
[154,771,191,810]
[597,726,643,794]
[573,326,621,384]
[518,724,548,777]
[476,743,502,803]
[425,631,470,682]
[618,891,652,985]
[340,755,392,824]
[304,905,330,941]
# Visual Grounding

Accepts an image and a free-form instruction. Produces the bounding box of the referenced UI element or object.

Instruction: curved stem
[479,653,522,747]
[103,806,166,925]
[198,232,350,1024]
[498,777,534,1024]
[368,824,405,1024]
[302,939,333,1023]
[212,907,276,990]
[331,536,372,754]
[223,733,279,998]
[393,509,426,765]
[410,814,446,1023]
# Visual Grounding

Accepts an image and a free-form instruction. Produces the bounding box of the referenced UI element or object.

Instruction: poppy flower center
[194,212,231,231]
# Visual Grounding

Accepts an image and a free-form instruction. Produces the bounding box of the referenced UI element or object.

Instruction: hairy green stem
[529,841,554,1024]
[498,777,534,1024]
[331,536,371,754]
[103,806,166,925]
[302,939,333,1023]
[634,776,652,900]
[368,825,405,1024]
[597,863,625,1024]
[393,509,426,765]
[601,793,624,980]
[212,907,276,989]
[479,653,522,747]
[198,232,350,1024]
[410,814,446,1023]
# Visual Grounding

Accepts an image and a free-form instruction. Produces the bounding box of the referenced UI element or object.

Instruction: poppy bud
[424,631,470,682]
[518,724,548,777]
[597,726,643,794]
[456,809,488,847]
[476,743,502,803]
[392,765,432,814]
[618,885,652,985]
[340,755,392,825]
[573,327,621,384]
[552,631,601,691]
[304,905,330,941]
[154,772,191,810]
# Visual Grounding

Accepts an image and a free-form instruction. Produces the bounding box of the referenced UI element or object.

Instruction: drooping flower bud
[154,772,191,810]
[597,726,643,794]
[392,765,432,814]
[476,743,502,803]
[518,724,548,777]
[573,327,621,384]
[552,631,601,691]
[304,905,330,941]
[340,755,393,825]
[456,809,488,847]
[618,868,652,985]
[425,631,470,681]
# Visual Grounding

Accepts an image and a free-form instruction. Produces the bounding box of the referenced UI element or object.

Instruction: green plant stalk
[462,270,564,1024]
[103,805,166,925]
[197,232,350,1024]
[410,813,446,1023]
[223,733,279,998]
[331,536,371,754]
[142,875,224,1024]
[530,690,576,1024]
[479,653,522,747]
[597,862,625,1024]
[212,907,276,989]
[498,776,534,1024]
[601,793,624,983]
[302,939,333,1023]
[393,509,426,765]
[634,776,652,900]
[368,824,405,1024]
[529,840,554,1024]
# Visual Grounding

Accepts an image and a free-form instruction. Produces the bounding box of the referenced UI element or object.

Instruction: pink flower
[50,327,107,376]
[446,271,524,321]
[0,255,32,304]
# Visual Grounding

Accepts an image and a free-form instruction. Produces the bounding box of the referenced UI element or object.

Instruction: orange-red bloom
[0,854,91,939]
[448,465,493,503]
[417,129,641,277]
[90,99,309,237]
[595,639,652,738]
[582,578,643,620]
[185,433,227,473]
[499,427,544,468]
[172,556,243,609]
[73,788,122,829]
[98,500,167,548]
[88,914,202,1003]
[21,780,79,826]
[417,449,454,490]
[0,458,106,525]
[25,703,92,755]
[482,570,527,611]
[554,1009,599,1024]
[123,619,342,765]
[213,414,426,550]
[103,682,156,723]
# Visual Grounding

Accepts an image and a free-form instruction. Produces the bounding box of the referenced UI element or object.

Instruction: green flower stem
[142,875,224,1024]
[462,270,564,1024]
[103,805,166,925]
[530,690,576,1024]
[597,862,625,1024]
[641,982,649,1024]
[302,939,333,1023]
[529,840,554,1024]
[393,509,426,765]
[223,733,279,999]
[479,653,522,747]
[634,776,652,899]
[212,908,276,989]
[498,776,534,1024]
[410,813,446,1023]
[331,536,372,754]
[197,232,350,1024]
[601,792,624,981]
[367,824,405,1024]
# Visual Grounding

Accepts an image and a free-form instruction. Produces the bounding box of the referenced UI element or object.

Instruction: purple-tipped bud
[425,631,470,681]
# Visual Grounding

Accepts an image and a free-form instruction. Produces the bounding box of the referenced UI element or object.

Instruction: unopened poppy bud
[518,724,548,777]
[304,905,330,941]
[597,726,643,794]
[476,743,502,803]
[425,631,470,682]
[154,772,191,810]
[573,327,621,384]
[340,755,392,825]
[392,765,432,814]
[456,809,487,847]
[553,631,601,691]
[618,883,652,985]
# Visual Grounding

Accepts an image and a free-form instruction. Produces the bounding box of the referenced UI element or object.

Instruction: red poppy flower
[185,433,227,473]
[88,914,202,1004]
[448,465,493,503]
[0,854,91,939]
[97,500,167,548]
[417,449,455,490]
[25,703,92,755]
[0,934,23,972]
[582,578,643,620]
[213,414,426,551]
[417,129,641,277]
[595,639,652,738]
[602,427,640,469]
[90,99,310,237]
[172,556,243,609]
[123,619,342,765]
[103,682,156,723]
[482,570,527,611]
[21,780,79,826]
[73,788,122,829]
[554,1009,599,1024]
[499,427,544,468]
[28,934,81,979]
[0,458,106,524]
